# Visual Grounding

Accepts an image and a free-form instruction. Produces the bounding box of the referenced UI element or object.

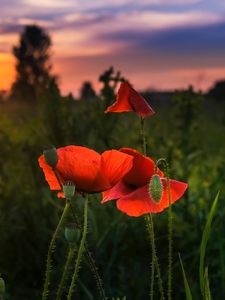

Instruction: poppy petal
[101,180,133,203]
[105,82,155,117]
[39,146,111,193]
[117,179,188,217]
[38,155,61,190]
[105,82,133,113]
[120,148,163,187]
[160,178,188,209]
[57,192,65,198]
[127,84,155,117]
[56,146,110,192]
[101,150,133,187]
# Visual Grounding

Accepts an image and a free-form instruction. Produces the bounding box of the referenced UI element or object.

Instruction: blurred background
[0,1,225,299]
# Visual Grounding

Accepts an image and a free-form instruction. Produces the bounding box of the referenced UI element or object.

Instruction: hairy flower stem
[140,117,164,299]
[84,246,107,300]
[166,167,173,300]
[145,214,165,300]
[156,159,173,300]
[68,200,107,300]
[42,200,70,300]
[150,254,155,300]
[56,245,76,300]
[140,117,147,155]
[51,169,106,300]
[67,196,89,300]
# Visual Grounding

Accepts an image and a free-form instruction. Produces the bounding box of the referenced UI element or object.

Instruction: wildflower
[38,145,133,196]
[101,148,188,217]
[105,82,155,117]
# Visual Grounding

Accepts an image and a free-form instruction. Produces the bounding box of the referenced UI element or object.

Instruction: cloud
[48,10,224,58]
[98,20,225,56]
[72,0,204,10]
[23,0,77,8]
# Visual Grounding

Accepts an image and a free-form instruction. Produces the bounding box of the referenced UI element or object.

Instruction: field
[0,79,225,299]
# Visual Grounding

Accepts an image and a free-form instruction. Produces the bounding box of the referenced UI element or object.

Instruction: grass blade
[204,267,211,300]
[178,253,192,300]
[199,191,220,297]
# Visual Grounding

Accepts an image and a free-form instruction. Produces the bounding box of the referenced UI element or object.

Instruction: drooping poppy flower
[101,148,188,217]
[38,145,133,196]
[105,82,155,117]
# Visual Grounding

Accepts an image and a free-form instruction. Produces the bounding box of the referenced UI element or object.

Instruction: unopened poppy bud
[43,146,58,168]
[65,223,81,244]
[149,174,163,203]
[0,276,5,295]
[63,181,75,199]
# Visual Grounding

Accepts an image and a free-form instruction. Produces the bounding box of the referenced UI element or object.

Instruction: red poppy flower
[105,82,155,117]
[101,148,188,217]
[38,145,133,196]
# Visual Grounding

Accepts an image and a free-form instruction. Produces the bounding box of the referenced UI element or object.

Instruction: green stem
[67,196,89,300]
[145,214,165,300]
[42,200,70,300]
[166,166,173,300]
[140,117,147,155]
[84,244,107,300]
[156,159,173,300]
[150,257,155,300]
[140,117,161,299]
[56,246,76,300]
[68,200,107,300]
[51,166,106,300]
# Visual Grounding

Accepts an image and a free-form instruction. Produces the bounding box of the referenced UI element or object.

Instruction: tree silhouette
[208,80,225,102]
[10,25,56,102]
[99,66,125,107]
[79,81,97,101]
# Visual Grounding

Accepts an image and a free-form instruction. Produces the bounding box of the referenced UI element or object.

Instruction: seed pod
[0,276,5,295]
[63,181,75,199]
[65,223,81,244]
[43,146,58,168]
[149,174,163,203]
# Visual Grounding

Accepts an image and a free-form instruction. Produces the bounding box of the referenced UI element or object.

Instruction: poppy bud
[65,223,81,244]
[63,181,75,199]
[149,174,163,203]
[43,146,58,168]
[0,276,5,295]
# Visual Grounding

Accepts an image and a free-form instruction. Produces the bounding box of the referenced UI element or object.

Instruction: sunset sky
[1,0,225,95]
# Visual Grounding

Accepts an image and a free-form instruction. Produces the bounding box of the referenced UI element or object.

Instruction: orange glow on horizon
[1,51,225,96]
[0,53,16,91]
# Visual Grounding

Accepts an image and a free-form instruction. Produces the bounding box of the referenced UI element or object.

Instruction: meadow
[0,69,225,299]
